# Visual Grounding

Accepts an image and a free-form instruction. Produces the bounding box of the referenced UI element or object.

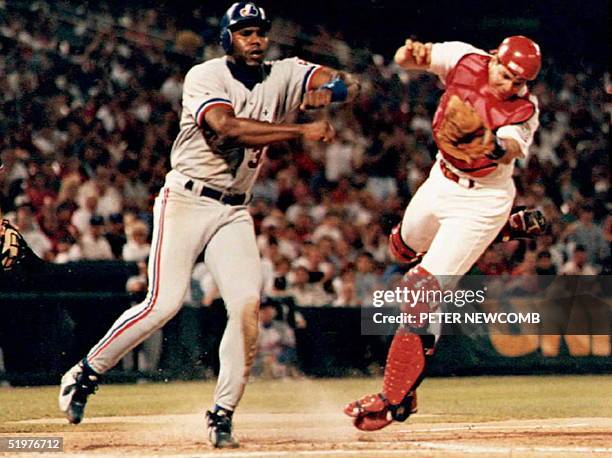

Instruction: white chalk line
[13,412,442,425]
[413,441,612,454]
[42,443,612,458]
[396,421,589,433]
[47,452,417,458]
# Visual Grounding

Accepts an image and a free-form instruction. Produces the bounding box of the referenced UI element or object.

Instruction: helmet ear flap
[220,27,232,53]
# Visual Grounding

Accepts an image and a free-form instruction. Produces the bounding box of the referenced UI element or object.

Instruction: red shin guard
[383,266,440,405]
[382,331,425,405]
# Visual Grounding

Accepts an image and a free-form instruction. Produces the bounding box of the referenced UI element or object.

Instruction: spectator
[536,251,557,275]
[269,256,292,297]
[287,266,330,307]
[105,212,127,259]
[560,245,599,275]
[71,193,98,235]
[567,205,609,265]
[332,268,359,306]
[253,302,298,378]
[14,203,53,260]
[54,235,83,264]
[80,215,113,260]
[354,252,379,306]
[122,219,151,262]
[475,245,509,275]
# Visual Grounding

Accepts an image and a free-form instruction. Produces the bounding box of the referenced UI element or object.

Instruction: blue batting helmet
[219,2,271,53]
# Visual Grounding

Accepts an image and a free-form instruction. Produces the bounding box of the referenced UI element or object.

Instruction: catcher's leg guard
[344,333,435,431]
[345,267,439,431]
[389,223,424,268]
[495,208,547,243]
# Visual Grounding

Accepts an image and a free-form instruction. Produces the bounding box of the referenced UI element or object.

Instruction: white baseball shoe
[58,360,99,424]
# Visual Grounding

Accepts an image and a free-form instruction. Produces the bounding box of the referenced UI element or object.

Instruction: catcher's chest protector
[433,54,536,176]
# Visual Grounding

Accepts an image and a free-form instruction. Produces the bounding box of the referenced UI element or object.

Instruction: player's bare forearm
[205,106,300,147]
[218,116,304,146]
[205,106,335,146]
[236,118,335,144]
[394,39,432,70]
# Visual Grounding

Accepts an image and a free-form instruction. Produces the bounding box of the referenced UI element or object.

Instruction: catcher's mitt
[1,219,32,270]
[435,95,495,163]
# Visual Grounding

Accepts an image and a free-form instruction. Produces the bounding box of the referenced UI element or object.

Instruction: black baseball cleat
[58,360,99,424]
[206,408,239,448]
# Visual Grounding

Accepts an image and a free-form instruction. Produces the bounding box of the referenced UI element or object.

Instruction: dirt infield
[3,377,611,457]
[11,413,612,457]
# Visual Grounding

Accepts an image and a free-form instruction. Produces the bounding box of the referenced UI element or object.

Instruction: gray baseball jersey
[171,56,322,194]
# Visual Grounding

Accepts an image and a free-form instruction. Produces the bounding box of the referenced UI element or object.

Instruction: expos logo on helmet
[219,2,271,53]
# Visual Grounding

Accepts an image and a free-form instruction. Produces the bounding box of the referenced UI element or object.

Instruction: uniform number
[248,148,264,168]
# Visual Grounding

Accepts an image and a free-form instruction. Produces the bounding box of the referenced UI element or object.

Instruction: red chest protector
[432,53,535,177]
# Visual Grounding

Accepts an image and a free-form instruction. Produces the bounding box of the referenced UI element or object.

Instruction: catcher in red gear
[345,35,543,432]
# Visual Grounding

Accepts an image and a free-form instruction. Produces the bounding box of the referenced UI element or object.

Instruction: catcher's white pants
[401,158,515,284]
[86,170,261,411]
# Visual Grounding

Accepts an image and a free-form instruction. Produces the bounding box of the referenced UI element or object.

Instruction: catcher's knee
[399,265,441,325]
[389,224,424,267]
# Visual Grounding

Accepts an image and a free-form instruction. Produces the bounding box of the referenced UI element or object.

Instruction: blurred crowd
[1,1,610,315]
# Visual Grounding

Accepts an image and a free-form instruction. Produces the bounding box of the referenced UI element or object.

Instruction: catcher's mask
[219,2,271,54]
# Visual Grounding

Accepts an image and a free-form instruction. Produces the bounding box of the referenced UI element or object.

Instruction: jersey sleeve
[429,41,486,83]
[183,63,234,127]
[281,57,324,114]
[496,94,540,158]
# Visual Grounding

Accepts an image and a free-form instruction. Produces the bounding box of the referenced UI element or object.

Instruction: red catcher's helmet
[496,36,542,80]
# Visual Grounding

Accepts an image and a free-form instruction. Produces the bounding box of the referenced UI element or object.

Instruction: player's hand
[300,89,333,111]
[302,120,335,143]
[394,39,432,67]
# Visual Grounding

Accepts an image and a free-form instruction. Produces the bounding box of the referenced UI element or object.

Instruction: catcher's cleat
[206,408,239,448]
[58,360,99,424]
[344,390,418,431]
[390,390,418,422]
[344,393,393,431]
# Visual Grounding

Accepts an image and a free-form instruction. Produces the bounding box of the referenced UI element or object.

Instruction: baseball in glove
[0,219,38,271]
[435,95,495,163]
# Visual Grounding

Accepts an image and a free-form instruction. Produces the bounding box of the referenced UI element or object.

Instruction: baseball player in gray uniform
[59,2,359,448]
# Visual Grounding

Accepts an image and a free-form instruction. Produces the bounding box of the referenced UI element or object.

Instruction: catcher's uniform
[84,56,321,410]
[399,41,539,279]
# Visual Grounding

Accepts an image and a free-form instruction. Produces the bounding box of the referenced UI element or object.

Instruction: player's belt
[439,161,475,189]
[184,180,249,205]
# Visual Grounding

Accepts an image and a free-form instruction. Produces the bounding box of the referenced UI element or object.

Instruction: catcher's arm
[394,39,433,70]
[300,67,360,110]
[488,96,540,164]
[486,137,523,165]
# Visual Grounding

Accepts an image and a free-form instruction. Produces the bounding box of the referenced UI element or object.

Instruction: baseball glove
[0,219,33,271]
[435,95,495,163]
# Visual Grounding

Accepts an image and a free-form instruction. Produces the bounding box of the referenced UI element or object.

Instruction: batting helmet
[496,36,542,81]
[219,2,271,53]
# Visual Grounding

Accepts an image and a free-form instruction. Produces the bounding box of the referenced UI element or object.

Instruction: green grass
[1,375,611,433]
